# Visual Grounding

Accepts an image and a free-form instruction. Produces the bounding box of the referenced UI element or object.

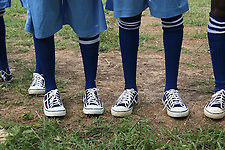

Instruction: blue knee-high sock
[79,35,99,90]
[33,35,42,74]
[119,15,141,91]
[208,13,225,92]
[0,16,9,72]
[34,36,42,74]
[33,35,56,93]
[162,15,184,91]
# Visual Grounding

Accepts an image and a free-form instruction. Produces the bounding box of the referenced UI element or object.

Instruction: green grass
[0,0,224,149]
[184,0,210,26]
[0,118,224,149]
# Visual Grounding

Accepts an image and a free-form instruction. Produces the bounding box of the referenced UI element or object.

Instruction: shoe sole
[162,99,189,118]
[111,108,132,117]
[28,89,45,95]
[44,109,66,117]
[204,108,225,119]
[83,108,104,115]
[167,109,189,118]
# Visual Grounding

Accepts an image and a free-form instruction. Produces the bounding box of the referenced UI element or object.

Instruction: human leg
[79,35,104,115]
[28,34,45,95]
[64,0,107,115]
[33,35,65,116]
[105,0,147,117]
[110,14,141,117]
[204,0,225,119]
[0,9,12,82]
[22,0,66,116]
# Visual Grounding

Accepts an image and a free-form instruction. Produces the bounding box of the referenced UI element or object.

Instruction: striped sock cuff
[79,34,100,45]
[0,9,5,17]
[118,18,141,30]
[208,13,225,34]
[161,15,184,28]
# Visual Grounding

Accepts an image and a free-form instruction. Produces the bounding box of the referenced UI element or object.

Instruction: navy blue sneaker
[204,89,225,119]
[111,89,138,117]
[28,73,45,95]
[83,88,104,115]
[43,89,66,117]
[1,70,13,82]
[162,89,189,118]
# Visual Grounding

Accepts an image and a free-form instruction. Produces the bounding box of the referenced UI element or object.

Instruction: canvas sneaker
[43,89,66,117]
[83,88,104,115]
[111,89,138,117]
[162,89,189,118]
[28,73,45,95]
[204,89,225,119]
[1,70,13,82]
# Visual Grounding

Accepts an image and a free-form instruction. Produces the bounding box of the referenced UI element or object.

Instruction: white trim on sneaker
[204,89,225,119]
[43,89,66,117]
[28,73,45,95]
[111,89,138,117]
[162,89,189,118]
[83,88,104,115]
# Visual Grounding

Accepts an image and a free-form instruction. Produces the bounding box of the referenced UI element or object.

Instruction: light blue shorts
[0,0,11,9]
[106,0,189,18]
[21,0,107,39]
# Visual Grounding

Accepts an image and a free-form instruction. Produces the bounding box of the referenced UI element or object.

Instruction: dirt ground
[0,14,224,131]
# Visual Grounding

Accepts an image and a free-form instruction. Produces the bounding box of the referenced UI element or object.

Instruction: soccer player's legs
[106,0,146,117]
[26,1,62,95]
[0,1,13,82]
[79,35,104,115]
[204,0,225,119]
[64,0,107,115]
[0,9,9,73]
[23,1,66,116]
[148,0,189,118]
[110,15,141,117]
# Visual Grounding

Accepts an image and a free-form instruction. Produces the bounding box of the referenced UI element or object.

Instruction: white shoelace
[85,88,100,105]
[163,90,186,111]
[32,74,44,87]
[46,89,62,108]
[116,89,137,107]
[209,90,225,109]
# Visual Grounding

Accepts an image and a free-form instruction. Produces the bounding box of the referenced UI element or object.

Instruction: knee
[211,0,225,18]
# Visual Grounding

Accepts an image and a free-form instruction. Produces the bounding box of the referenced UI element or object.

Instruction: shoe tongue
[89,102,98,105]
[117,103,126,107]
[174,104,182,107]
[211,104,221,108]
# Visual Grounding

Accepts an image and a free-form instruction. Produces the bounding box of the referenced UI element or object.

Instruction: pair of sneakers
[0,70,13,83]
[163,89,225,119]
[28,73,66,117]
[83,88,138,117]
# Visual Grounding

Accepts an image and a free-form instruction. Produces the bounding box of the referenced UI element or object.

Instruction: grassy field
[0,0,224,149]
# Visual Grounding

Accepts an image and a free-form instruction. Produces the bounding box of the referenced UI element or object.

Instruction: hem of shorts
[0,3,11,9]
[150,4,189,18]
[25,24,62,39]
[112,6,148,18]
[73,26,107,38]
